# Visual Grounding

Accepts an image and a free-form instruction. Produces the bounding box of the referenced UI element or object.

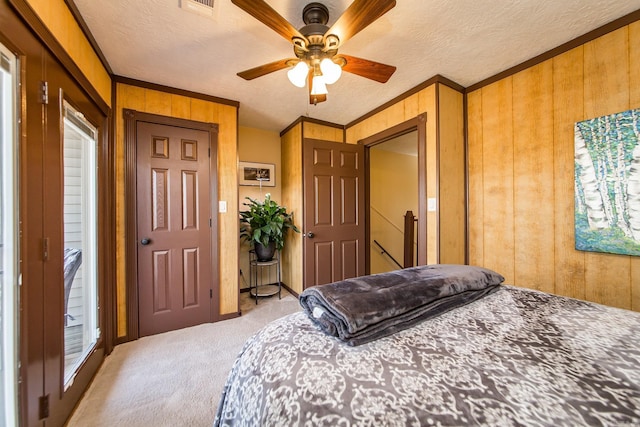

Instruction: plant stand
[249,250,281,305]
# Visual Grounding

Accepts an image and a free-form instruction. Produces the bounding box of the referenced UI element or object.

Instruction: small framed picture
[238,161,275,187]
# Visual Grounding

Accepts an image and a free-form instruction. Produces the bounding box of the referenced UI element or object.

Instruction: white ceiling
[372,131,418,157]
[72,0,640,132]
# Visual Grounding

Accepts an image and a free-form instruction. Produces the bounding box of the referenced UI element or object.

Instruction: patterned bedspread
[214,286,640,426]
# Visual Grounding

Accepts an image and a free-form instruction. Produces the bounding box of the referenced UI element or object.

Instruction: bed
[214,265,640,426]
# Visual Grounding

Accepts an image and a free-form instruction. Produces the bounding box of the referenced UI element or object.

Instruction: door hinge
[210,289,213,299]
[209,218,212,227]
[39,394,49,420]
[40,81,48,104]
[208,147,211,157]
[42,237,49,261]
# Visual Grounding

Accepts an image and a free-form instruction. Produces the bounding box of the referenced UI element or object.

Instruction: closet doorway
[362,114,427,274]
[369,131,419,273]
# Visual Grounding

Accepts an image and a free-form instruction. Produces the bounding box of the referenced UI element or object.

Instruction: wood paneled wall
[281,123,303,294]
[347,89,432,143]
[25,0,111,105]
[115,83,238,337]
[467,22,640,311]
[438,85,466,264]
[303,121,343,142]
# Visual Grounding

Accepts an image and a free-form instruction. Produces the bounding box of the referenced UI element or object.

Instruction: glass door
[62,101,99,389]
[0,42,19,427]
[3,6,109,424]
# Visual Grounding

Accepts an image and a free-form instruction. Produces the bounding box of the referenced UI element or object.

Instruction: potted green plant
[240,193,300,261]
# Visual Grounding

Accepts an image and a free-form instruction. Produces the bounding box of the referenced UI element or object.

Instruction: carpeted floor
[66,290,301,427]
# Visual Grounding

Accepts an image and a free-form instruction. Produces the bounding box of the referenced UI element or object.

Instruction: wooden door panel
[341,150,358,168]
[182,171,198,229]
[137,122,212,337]
[183,248,199,306]
[152,136,169,158]
[341,240,359,279]
[152,250,171,312]
[315,175,333,225]
[341,176,358,225]
[314,147,333,166]
[304,139,365,288]
[314,241,334,285]
[152,168,169,230]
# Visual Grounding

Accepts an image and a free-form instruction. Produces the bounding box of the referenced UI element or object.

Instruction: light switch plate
[219,200,227,213]
[428,198,437,212]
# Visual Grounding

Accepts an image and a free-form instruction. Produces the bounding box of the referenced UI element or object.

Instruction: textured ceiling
[73,0,640,132]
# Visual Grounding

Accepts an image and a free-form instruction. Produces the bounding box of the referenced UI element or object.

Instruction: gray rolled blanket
[299,264,504,346]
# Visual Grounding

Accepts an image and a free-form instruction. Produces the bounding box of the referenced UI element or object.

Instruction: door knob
[140,238,151,246]
[306,232,315,238]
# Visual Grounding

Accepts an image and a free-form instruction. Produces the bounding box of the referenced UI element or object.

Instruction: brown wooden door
[136,122,213,336]
[303,139,365,287]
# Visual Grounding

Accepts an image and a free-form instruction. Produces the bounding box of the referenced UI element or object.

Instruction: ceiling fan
[231,0,397,105]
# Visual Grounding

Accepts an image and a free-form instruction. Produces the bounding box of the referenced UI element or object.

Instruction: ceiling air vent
[180,0,215,18]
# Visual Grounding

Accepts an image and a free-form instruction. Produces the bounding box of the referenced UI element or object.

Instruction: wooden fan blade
[237,59,294,80]
[231,0,304,42]
[325,0,396,47]
[338,54,396,83]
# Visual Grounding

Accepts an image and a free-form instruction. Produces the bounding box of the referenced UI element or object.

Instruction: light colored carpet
[67,290,301,427]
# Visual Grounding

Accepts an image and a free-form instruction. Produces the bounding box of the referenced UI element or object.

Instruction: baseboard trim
[219,312,241,321]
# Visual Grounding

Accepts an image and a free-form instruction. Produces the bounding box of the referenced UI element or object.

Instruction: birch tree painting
[575,107,640,256]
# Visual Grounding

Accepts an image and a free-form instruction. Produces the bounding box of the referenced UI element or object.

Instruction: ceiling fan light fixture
[287,61,309,87]
[232,0,397,105]
[310,75,328,95]
[320,58,342,84]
